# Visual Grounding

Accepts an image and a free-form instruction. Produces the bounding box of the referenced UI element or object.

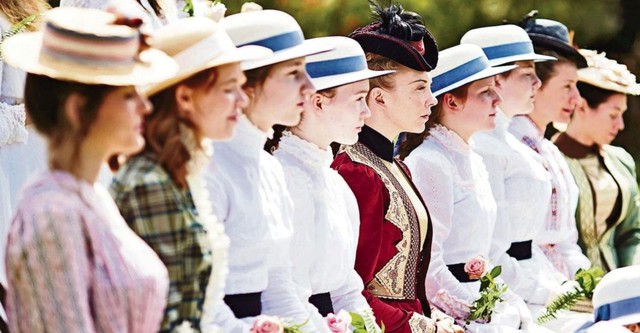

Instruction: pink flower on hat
[250,315,284,333]
[464,256,488,280]
[326,310,352,333]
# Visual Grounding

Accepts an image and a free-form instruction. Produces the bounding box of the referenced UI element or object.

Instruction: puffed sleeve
[333,154,434,333]
[6,202,96,332]
[609,147,640,267]
[404,152,474,319]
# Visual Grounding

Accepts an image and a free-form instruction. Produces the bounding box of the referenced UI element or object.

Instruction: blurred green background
[49,0,640,174]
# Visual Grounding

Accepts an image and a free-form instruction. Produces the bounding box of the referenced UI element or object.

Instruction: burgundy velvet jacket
[331,126,433,333]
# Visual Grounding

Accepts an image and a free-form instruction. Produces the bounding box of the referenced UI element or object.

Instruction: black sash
[507,240,533,260]
[224,292,262,318]
[309,292,334,317]
[447,263,475,283]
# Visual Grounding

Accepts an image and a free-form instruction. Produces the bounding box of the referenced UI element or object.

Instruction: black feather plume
[368,0,426,42]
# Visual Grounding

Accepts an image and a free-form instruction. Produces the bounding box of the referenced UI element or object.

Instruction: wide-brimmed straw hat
[460,25,556,66]
[144,17,272,96]
[430,44,516,97]
[348,3,438,72]
[576,266,640,332]
[519,12,587,68]
[220,9,333,71]
[1,7,177,86]
[305,36,394,91]
[578,49,640,96]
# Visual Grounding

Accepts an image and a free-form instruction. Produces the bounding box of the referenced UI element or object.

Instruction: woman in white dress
[202,9,332,332]
[510,14,592,278]
[272,36,392,332]
[400,44,545,332]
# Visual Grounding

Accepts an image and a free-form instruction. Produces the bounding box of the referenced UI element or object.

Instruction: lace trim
[359,307,382,333]
[181,125,230,330]
[0,102,27,146]
[278,132,333,169]
[432,289,471,321]
[408,313,436,333]
[429,125,471,155]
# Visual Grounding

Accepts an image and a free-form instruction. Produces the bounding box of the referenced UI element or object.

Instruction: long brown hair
[143,67,218,189]
[0,0,49,31]
[398,85,469,160]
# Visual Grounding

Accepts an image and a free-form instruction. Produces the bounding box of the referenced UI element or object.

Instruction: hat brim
[311,69,395,91]
[578,73,640,96]
[528,34,588,68]
[241,38,333,71]
[350,32,437,72]
[433,65,517,97]
[2,31,177,86]
[144,45,272,96]
[488,53,556,67]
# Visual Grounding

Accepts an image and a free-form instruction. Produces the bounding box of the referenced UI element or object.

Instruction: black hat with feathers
[349,1,438,71]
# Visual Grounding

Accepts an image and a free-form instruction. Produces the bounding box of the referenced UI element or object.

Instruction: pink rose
[326,310,352,333]
[250,315,284,333]
[464,256,487,280]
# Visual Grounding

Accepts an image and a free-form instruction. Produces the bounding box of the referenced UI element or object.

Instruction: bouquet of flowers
[537,267,604,323]
[464,256,508,324]
[250,315,310,333]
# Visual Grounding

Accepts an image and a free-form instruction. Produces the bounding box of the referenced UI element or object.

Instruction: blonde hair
[0,0,49,31]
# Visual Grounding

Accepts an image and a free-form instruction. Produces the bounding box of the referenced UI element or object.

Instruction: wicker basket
[570,298,594,313]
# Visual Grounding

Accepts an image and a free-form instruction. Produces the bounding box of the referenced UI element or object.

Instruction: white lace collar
[278,132,333,169]
[228,115,272,157]
[429,124,472,155]
[510,115,544,143]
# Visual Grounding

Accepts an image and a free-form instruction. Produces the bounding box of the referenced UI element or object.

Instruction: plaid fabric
[111,154,213,333]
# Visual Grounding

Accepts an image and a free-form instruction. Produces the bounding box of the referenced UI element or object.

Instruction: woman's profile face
[187,62,249,141]
[321,79,371,145]
[382,67,437,134]
[534,62,581,124]
[88,85,152,156]
[457,76,502,135]
[251,57,315,128]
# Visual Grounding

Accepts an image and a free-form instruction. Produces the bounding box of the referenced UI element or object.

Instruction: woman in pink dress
[1,7,177,333]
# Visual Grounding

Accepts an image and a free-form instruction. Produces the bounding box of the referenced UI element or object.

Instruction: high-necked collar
[359,125,394,162]
[429,124,472,155]
[554,132,600,159]
[227,115,271,157]
[277,132,333,169]
[510,115,544,143]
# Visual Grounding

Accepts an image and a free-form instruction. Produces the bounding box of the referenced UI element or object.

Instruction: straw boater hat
[460,24,556,66]
[576,266,640,332]
[430,44,516,97]
[578,49,640,96]
[144,17,272,96]
[519,11,587,68]
[305,36,394,91]
[348,2,438,72]
[1,7,177,86]
[220,9,333,71]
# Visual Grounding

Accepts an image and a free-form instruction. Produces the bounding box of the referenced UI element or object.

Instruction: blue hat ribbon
[242,30,304,52]
[306,55,367,78]
[482,41,534,61]
[432,56,489,93]
[595,296,640,322]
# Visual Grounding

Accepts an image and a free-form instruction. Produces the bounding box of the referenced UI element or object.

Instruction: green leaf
[349,312,365,327]
[490,266,502,278]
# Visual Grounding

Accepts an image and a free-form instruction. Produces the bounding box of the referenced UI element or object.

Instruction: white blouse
[203,116,322,332]
[405,125,529,332]
[274,133,374,323]
[508,116,591,278]
[473,112,567,305]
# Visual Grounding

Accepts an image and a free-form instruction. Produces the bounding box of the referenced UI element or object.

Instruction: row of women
[1,0,640,332]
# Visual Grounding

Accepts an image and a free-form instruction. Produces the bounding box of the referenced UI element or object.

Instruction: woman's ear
[64,92,85,130]
[443,93,461,112]
[310,93,324,112]
[369,87,385,108]
[175,84,195,119]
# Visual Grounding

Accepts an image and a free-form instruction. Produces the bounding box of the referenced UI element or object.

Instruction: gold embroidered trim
[344,143,421,299]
